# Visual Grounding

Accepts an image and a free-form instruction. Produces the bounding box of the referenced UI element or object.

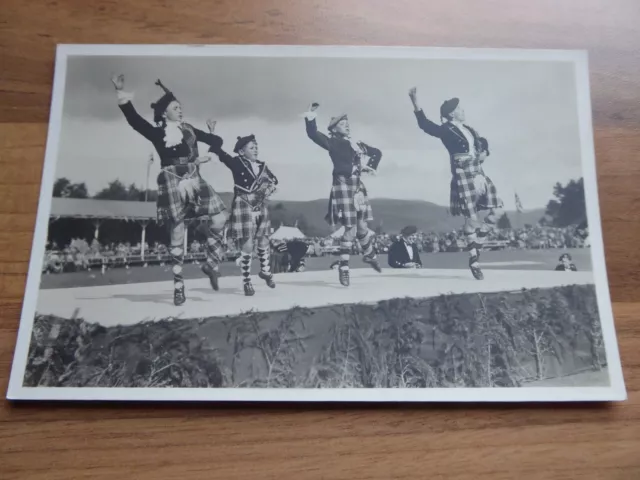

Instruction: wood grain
[1,1,639,478]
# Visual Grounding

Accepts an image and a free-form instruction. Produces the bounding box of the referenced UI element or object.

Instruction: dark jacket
[305,117,381,178]
[118,101,222,167]
[413,109,482,174]
[272,240,308,272]
[555,263,578,271]
[388,239,422,268]
[208,138,278,195]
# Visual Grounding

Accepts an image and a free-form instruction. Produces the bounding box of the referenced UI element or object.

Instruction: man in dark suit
[271,239,312,273]
[555,253,578,271]
[388,225,423,268]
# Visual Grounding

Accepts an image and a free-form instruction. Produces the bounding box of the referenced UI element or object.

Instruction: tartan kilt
[450,166,502,217]
[325,174,373,228]
[156,164,226,225]
[227,192,270,244]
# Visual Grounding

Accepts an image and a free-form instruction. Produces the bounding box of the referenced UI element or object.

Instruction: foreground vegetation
[24,284,607,389]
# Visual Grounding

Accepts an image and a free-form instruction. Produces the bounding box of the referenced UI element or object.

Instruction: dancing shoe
[468,252,484,280]
[244,281,255,296]
[174,285,186,306]
[259,271,276,288]
[363,254,382,273]
[201,263,220,291]
[339,267,350,287]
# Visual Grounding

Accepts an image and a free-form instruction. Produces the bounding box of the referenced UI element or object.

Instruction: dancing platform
[32,267,596,327]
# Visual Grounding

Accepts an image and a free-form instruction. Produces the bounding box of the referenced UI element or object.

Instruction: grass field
[24,282,607,389]
[39,248,593,290]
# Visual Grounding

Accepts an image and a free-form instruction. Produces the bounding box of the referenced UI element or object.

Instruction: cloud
[55,54,585,208]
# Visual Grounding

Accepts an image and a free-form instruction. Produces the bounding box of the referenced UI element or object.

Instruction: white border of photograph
[6,44,627,402]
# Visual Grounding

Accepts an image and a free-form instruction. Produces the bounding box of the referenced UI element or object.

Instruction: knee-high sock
[339,240,352,270]
[357,229,375,258]
[466,232,479,260]
[204,227,225,270]
[240,253,252,283]
[476,227,489,247]
[257,247,271,275]
[170,245,184,289]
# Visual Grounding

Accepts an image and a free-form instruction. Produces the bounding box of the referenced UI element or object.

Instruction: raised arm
[192,119,223,149]
[193,127,224,151]
[408,87,442,138]
[360,143,382,162]
[304,103,330,150]
[111,74,157,142]
[203,119,236,168]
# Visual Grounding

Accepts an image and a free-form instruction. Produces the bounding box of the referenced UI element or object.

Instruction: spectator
[388,225,422,269]
[555,253,578,271]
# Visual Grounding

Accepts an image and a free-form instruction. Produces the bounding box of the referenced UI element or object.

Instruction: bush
[24,315,226,388]
[23,284,606,389]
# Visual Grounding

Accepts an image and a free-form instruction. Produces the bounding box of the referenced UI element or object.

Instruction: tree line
[487,177,587,231]
[53,178,158,202]
[52,176,588,233]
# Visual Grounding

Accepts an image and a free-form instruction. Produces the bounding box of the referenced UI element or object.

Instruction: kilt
[156,164,226,225]
[325,174,373,228]
[227,192,270,245]
[450,164,502,217]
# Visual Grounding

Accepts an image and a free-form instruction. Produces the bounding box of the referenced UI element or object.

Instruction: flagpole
[145,153,153,202]
[515,191,522,228]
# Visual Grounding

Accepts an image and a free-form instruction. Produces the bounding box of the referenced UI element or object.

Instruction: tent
[271,225,306,241]
[328,226,375,239]
[329,226,345,238]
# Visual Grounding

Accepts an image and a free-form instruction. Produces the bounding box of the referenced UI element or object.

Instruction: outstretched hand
[408,87,420,109]
[206,119,217,133]
[111,74,124,91]
[194,155,213,166]
[361,165,377,176]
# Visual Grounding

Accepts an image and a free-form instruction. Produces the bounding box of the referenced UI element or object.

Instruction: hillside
[215,192,545,236]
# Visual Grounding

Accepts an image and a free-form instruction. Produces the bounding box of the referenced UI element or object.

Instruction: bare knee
[356,221,369,239]
[210,211,227,231]
[342,226,357,242]
[463,218,478,235]
[240,239,253,254]
[169,222,186,246]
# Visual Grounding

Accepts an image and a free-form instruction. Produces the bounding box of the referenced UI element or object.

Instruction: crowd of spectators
[42,224,589,274]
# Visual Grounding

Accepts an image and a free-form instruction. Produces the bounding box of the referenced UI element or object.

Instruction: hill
[214,192,545,236]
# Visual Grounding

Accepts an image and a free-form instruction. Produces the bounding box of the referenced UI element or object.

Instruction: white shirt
[404,240,414,260]
[248,161,260,176]
[451,120,476,152]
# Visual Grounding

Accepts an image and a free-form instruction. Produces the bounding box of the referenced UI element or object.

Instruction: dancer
[408,87,503,280]
[303,103,383,286]
[206,122,278,296]
[111,74,227,305]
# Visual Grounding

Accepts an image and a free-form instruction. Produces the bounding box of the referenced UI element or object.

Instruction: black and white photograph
[7,44,626,402]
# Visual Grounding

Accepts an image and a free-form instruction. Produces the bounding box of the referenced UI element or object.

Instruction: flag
[515,192,524,213]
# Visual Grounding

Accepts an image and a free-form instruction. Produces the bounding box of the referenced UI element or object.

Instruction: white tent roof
[271,225,306,240]
[329,226,345,238]
[328,226,376,239]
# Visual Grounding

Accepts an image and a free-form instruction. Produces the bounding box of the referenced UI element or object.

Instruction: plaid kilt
[450,164,502,217]
[156,164,226,225]
[325,174,373,228]
[227,192,270,244]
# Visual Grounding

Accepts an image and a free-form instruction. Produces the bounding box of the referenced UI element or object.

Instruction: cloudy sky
[54,54,584,210]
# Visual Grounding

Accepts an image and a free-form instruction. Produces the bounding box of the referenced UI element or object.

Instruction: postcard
[6,44,626,402]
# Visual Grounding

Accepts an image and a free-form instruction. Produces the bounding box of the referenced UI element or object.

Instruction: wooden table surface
[1,1,639,478]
